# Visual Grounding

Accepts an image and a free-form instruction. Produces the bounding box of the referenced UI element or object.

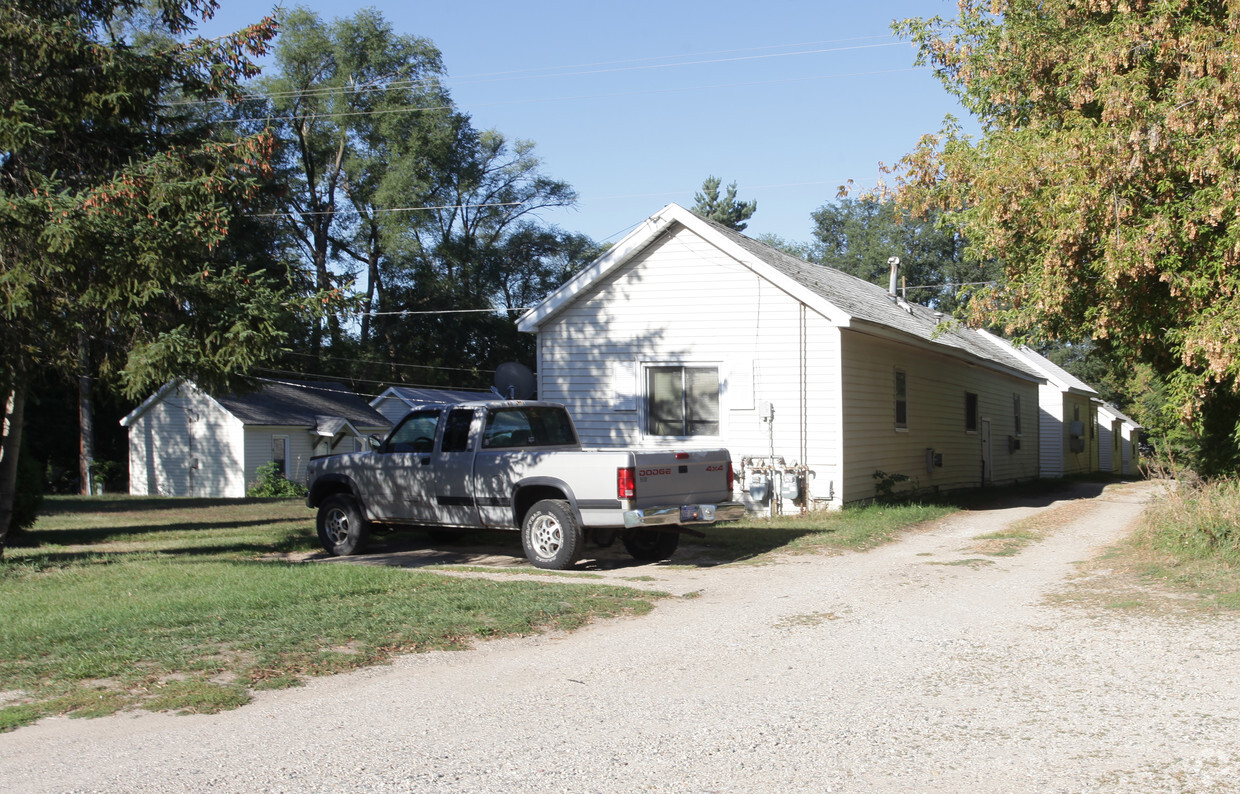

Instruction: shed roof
[215,379,391,428]
[121,378,391,429]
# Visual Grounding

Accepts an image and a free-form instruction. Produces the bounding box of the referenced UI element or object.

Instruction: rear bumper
[622,501,747,529]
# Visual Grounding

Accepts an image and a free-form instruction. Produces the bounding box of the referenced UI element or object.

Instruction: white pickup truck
[305,400,745,569]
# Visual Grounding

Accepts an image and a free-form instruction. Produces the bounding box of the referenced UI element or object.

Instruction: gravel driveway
[2,478,1237,792]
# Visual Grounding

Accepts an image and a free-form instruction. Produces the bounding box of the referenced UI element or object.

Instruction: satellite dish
[494,362,536,400]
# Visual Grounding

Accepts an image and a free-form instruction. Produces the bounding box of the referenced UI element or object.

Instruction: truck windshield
[482,407,577,448]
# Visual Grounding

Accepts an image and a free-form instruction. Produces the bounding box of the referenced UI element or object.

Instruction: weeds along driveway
[2,478,1238,793]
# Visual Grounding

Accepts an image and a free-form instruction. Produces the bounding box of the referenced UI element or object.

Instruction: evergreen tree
[0,0,300,548]
[692,175,757,231]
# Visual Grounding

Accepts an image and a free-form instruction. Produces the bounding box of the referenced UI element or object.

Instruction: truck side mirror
[368,434,382,452]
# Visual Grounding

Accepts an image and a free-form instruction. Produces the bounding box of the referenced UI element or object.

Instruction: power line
[209,66,919,126]
[246,201,523,219]
[174,35,901,108]
[282,350,499,373]
[250,368,492,393]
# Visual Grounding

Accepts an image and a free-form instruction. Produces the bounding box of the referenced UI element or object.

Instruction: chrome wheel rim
[324,507,351,545]
[529,513,563,558]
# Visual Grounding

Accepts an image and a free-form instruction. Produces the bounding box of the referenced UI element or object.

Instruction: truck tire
[521,499,583,570]
[623,528,680,561]
[317,494,370,556]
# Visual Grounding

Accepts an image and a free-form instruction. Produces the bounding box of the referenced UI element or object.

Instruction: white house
[977,333,1101,478]
[370,385,492,425]
[121,379,391,497]
[518,203,1045,509]
[1095,400,1142,475]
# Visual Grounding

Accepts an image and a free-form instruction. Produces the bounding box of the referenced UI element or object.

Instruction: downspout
[799,302,808,469]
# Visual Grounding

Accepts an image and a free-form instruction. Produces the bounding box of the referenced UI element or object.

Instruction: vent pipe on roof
[887,256,900,296]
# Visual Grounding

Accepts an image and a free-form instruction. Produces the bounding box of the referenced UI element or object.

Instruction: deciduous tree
[890,1,1240,474]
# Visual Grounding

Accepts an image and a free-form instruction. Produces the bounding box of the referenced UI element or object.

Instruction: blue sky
[199,1,970,246]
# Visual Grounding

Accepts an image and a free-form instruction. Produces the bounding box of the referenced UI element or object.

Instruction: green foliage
[872,470,917,502]
[810,196,996,314]
[261,7,596,386]
[0,0,304,542]
[889,1,1240,474]
[246,461,308,498]
[1140,478,1240,569]
[692,175,757,231]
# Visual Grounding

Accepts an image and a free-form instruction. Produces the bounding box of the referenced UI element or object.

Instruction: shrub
[247,461,307,498]
[1142,477,1240,567]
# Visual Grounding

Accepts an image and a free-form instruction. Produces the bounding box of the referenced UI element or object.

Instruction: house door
[980,418,993,484]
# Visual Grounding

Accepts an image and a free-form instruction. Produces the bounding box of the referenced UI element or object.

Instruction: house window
[647,366,719,437]
[894,369,908,429]
[1013,393,1022,436]
[271,435,289,477]
[965,392,979,432]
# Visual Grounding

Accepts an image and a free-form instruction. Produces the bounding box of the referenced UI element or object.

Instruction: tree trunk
[0,384,27,558]
[79,334,95,494]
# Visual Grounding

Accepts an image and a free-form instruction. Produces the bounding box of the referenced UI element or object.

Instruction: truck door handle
[419,457,430,465]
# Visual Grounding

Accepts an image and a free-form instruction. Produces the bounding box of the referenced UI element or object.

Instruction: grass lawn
[0,497,663,730]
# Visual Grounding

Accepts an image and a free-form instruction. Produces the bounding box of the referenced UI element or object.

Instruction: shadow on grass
[38,496,301,515]
[10,518,312,549]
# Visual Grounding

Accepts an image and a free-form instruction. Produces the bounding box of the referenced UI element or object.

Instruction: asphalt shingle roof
[702,217,1042,380]
[215,380,391,428]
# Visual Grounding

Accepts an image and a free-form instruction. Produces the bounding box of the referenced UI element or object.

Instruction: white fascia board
[859,322,1043,383]
[120,379,182,427]
[517,209,677,333]
[975,330,1087,392]
[368,387,399,409]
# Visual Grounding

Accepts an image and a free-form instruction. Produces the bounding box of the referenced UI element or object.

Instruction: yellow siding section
[840,330,1039,503]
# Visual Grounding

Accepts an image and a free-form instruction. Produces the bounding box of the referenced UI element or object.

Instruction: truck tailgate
[628,450,730,506]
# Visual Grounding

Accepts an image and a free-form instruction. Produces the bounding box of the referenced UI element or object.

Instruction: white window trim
[272,434,290,477]
[639,361,725,442]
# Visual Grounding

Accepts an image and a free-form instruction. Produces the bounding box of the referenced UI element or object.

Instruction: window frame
[643,363,721,439]
[271,434,290,477]
[965,391,979,433]
[1013,393,1022,437]
[894,368,908,430]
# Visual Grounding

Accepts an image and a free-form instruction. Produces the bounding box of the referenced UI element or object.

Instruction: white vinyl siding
[840,331,1039,503]
[535,222,843,503]
[126,383,244,497]
[1036,383,1066,478]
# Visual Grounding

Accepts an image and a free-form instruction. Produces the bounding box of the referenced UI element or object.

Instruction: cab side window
[387,411,440,453]
[441,409,474,453]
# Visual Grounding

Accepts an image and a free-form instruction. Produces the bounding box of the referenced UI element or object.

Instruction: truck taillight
[618,466,635,500]
[727,462,735,492]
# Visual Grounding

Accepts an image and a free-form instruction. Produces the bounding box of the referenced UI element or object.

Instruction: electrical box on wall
[759,400,774,421]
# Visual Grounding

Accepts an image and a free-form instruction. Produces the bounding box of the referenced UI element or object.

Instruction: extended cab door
[356,409,441,522]
[426,407,483,527]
